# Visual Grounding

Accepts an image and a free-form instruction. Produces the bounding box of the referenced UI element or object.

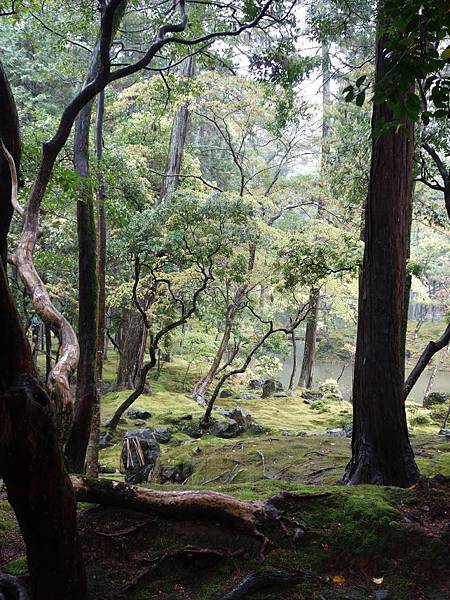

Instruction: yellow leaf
[373,577,384,585]
[332,575,346,585]
[441,46,450,60]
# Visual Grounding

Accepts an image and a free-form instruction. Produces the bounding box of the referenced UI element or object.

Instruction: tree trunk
[299,288,319,388]
[45,321,52,379]
[160,55,194,200]
[86,90,107,479]
[0,62,20,268]
[343,27,419,487]
[116,308,148,389]
[65,3,126,472]
[192,317,233,399]
[422,343,450,407]
[404,322,450,399]
[0,68,86,595]
[298,40,330,388]
[288,330,297,390]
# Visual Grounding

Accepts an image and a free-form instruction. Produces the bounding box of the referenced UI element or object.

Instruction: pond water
[279,340,450,405]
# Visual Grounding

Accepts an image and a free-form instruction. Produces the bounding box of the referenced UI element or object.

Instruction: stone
[160,461,193,484]
[121,429,161,484]
[152,427,171,444]
[134,420,146,426]
[374,591,391,600]
[239,393,258,400]
[249,379,265,389]
[219,406,252,429]
[424,392,449,408]
[126,408,152,420]
[301,390,323,402]
[219,389,233,398]
[209,417,241,439]
[325,423,352,438]
[99,431,113,449]
[438,428,450,438]
[262,380,276,398]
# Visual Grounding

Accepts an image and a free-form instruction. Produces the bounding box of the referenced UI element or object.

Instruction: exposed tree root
[219,570,304,599]
[118,545,244,595]
[0,574,29,600]
[72,477,330,559]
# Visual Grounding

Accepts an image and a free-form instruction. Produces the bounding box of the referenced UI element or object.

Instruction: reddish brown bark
[343,29,419,486]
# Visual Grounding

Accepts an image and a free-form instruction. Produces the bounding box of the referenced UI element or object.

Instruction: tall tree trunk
[288,330,297,390]
[298,40,330,388]
[0,66,86,596]
[160,55,194,200]
[86,89,106,479]
[65,3,126,472]
[343,27,419,487]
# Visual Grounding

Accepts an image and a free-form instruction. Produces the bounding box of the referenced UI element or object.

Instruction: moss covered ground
[2,353,449,599]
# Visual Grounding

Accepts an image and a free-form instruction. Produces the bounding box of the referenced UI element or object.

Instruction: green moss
[3,556,28,576]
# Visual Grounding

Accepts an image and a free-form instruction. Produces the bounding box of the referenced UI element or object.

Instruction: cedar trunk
[343,31,419,487]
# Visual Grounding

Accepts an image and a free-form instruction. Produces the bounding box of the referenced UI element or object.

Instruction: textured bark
[116,307,149,389]
[86,90,107,479]
[299,41,330,388]
[405,322,450,399]
[0,72,86,596]
[298,288,319,388]
[288,330,297,390]
[66,4,126,472]
[71,476,328,553]
[160,55,194,200]
[343,28,419,487]
[0,62,20,267]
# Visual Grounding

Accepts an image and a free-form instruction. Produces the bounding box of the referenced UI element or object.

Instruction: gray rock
[249,379,265,389]
[219,389,233,398]
[161,461,193,484]
[152,427,171,444]
[122,429,161,484]
[438,428,450,438]
[209,417,241,439]
[239,393,258,400]
[374,591,391,600]
[424,392,449,407]
[220,406,252,429]
[99,431,113,449]
[262,380,276,398]
[126,408,152,420]
[301,390,323,401]
[326,423,352,438]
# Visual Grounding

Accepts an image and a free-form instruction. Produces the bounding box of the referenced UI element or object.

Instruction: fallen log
[71,477,330,558]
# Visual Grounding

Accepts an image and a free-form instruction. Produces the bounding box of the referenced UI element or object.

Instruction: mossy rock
[424,392,449,408]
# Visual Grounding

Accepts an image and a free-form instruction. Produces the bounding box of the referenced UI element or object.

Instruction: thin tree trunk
[298,40,330,387]
[343,26,419,487]
[160,55,194,200]
[116,308,148,389]
[85,89,106,479]
[45,322,52,379]
[422,343,450,407]
[192,317,233,399]
[404,322,450,399]
[65,4,126,472]
[288,330,297,390]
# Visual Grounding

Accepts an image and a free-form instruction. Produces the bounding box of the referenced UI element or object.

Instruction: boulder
[424,392,449,408]
[160,461,193,484]
[301,390,323,402]
[262,380,276,398]
[219,406,252,428]
[326,423,352,438]
[239,393,258,400]
[438,428,450,439]
[99,431,113,449]
[249,379,265,389]
[126,408,152,420]
[121,429,160,484]
[219,389,233,398]
[152,427,171,444]
[209,417,241,439]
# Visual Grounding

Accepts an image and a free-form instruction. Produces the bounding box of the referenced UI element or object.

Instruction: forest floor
[1,354,449,599]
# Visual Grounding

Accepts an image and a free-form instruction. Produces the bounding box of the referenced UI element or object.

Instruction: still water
[279,340,450,404]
